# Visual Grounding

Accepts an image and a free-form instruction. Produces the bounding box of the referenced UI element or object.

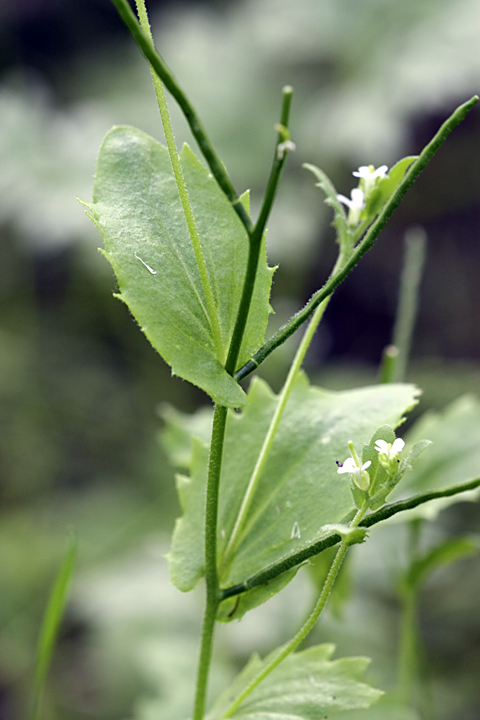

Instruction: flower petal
[373,165,388,177]
[352,166,370,178]
[351,188,365,207]
[392,438,405,453]
[375,439,389,453]
[337,193,352,208]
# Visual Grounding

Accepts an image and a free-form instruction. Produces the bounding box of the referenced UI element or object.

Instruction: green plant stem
[223,242,346,566]
[194,404,228,720]
[135,0,225,362]
[219,475,480,600]
[398,519,422,708]
[235,95,479,382]
[379,344,399,384]
[224,289,337,565]
[225,85,294,375]
[111,0,253,232]
[223,506,367,717]
[392,227,427,382]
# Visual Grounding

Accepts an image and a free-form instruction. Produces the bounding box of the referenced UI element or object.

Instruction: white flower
[353,165,388,180]
[375,437,405,458]
[352,164,388,198]
[337,456,371,492]
[337,188,365,227]
[375,437,405,473]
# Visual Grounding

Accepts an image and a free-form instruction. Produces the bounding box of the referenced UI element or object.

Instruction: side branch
[225,86,294,375]
[235,95,479,381]
[219,476,480,601]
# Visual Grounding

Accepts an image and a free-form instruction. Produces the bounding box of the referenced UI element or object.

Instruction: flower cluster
[337,435,404,494]
[375,437,405,474]
[337,164,388,228]
[336,440,371,491]
[353,164,388,196]
[337,188,365,228]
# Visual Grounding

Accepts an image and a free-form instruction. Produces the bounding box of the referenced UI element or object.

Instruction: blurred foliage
[0,0,480,718]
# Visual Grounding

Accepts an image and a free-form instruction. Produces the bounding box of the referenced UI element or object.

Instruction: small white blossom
[375,437,405,473]
[337,456,371,492]
[352,164,388,198]
[337,188,365,227]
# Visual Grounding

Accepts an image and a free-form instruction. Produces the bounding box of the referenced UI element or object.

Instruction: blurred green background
[1,0,480,718]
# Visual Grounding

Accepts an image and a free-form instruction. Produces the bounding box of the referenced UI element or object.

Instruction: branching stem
[225,85,294,375]
[223,246,346,566]
[194,404,228,720]
[235,95,478,381]
[219,475,480,600]
[223,506,367,717]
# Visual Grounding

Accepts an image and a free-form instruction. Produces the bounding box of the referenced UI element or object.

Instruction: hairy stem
[194,404,228,720]
[223,241,346,567]
[235,95,479,381]
[224,295,333,565]
[225,85,294,375]
[219,475,480,600]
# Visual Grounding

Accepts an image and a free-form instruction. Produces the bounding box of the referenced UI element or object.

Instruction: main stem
[194,404,228,720]
[132,5,226,717]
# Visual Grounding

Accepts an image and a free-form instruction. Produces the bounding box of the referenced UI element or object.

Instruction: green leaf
[32,535,76,720]
[218,377,418,593]
[83,126,273,407]
[167,437,209,592]
[366,156,417,218]
[390,395,480,518]
[304,163,351,248]
[217,569,298,622]
[168,373,419,609]
[159,403,213,469]
[208,644,382,720]
[333,693,421,720]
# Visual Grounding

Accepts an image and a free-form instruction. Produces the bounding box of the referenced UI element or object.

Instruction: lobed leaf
[332,694,421,720]
[167,372,419,613]
[208,644,382,720]
[167,437,209,592]
[159,403,213,470]
[83,126,273,407]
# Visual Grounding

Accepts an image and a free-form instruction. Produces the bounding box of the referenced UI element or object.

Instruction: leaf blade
[32,535,76,720]
[208,645,382,720]
[84,126,273,406]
